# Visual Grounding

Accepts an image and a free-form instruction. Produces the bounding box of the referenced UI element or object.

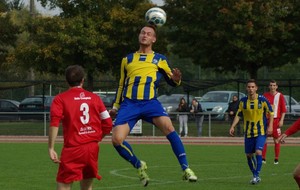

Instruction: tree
[165,0,300,79]
[12,0,167,90]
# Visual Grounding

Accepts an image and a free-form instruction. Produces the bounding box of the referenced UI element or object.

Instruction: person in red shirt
[262,80,286,164]
[48,65,113,190]
[277,118,300,189]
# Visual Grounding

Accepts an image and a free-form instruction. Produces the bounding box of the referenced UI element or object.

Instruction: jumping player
[229,79,274,185]
[48,65,113,190]
[109,25,197,186]
[262,80,286,164]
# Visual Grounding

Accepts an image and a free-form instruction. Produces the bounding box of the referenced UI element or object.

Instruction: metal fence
[0,112,299,137]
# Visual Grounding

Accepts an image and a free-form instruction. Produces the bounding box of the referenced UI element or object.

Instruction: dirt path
[1,135,300,146]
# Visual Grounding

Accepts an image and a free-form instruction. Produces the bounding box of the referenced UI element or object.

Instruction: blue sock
[247,156,255,176]
[167,131,188,170]
[114,141,140,168]
[255,154,262,177]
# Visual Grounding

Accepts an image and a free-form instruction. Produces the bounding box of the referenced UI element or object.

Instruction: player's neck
[270,91,277,95]
[137,46,153,54]
[71,85,82,89]
[249,93,257,100]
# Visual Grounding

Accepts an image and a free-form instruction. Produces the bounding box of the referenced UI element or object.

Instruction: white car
[199,91,246,120]
[284,95,300,117]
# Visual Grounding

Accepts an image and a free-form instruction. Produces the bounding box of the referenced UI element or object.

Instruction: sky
[25,0,164,16]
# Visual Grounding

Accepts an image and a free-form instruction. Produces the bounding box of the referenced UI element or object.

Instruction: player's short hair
[247,79,257,86]
[270,79,277,84]
[65,65,85,87]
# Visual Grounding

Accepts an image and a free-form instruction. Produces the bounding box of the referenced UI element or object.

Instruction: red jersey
[263,91,286,119]
[50,87,112,147]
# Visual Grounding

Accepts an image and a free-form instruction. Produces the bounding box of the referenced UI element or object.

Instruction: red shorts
[271,118,281,138]
[57,142,101,183]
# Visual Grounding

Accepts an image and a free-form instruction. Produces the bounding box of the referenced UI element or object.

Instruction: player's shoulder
[240,96,248,101]
[153,52,167,60]
[258,94,268,101]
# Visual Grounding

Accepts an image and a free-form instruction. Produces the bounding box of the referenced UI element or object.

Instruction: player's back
[51,87,107,146]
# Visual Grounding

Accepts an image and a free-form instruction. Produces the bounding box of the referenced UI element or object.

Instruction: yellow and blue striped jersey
[113,52,180,109]
[237,94,274,138]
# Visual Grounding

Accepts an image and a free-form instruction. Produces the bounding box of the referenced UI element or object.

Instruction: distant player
[109,25,197,186]
[229,79,274,185]
[48,65,113,190]
[277,118,300,190]
[262,80,286,164]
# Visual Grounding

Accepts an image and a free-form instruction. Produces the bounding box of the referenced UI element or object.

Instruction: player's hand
[109,109,117,119]
[229,127,235,137]
[171,68,182,83]
[49,148,61,163]
[276,134,287,144]
[267,127,273,136]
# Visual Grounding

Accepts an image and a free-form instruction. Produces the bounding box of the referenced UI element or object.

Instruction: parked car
[0,99,20,121]
[93,91,115,110]
[284,95,300,117]
[19,95,54,120]
[157,94,195,117]
[199,91,246,120]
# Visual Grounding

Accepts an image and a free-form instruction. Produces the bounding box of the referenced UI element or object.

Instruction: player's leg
[112,123,149,186]
[153,116,197,181]
[112,124,141,168]
[273,119,281,164]
[262,141,267,163]
[112,100,149,186]
[253,135,266,180]
[293,164,300,189]
[245,138,261,184]
[178,115,183,136]
[80,178,93,190]
[57,182,72,190]
[183,115,188,136]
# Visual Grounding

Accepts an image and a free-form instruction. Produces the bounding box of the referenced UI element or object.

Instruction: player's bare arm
[229,115,240,136]
[267,115,274,135]
[48,126,61,163]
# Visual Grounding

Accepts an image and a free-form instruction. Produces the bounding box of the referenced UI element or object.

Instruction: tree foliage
[10,0,167,90]
[165,0,300,79]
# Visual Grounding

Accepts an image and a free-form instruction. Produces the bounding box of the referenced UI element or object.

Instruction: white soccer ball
[145,7,167,27]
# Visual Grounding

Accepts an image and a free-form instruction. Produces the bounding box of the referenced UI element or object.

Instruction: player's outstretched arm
[276,134,288,144]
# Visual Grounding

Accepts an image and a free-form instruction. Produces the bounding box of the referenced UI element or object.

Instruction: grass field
[0,142,299,190]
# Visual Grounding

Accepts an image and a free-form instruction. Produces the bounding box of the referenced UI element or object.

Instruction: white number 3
[80,103,90,124]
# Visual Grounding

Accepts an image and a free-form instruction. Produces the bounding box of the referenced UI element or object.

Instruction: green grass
[0,142,299,190]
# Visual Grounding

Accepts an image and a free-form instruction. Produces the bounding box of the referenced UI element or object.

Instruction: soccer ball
[145,7,167,27]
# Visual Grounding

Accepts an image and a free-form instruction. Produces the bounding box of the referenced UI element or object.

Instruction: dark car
[0,99,20,121]
[19,95,54,120]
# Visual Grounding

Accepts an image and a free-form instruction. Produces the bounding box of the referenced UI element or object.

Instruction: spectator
[190,98,204,137]
[177,97,189,137]
[226,95,242,136]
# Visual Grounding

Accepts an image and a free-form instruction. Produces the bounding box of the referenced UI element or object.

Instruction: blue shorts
[114,98,169,131]
[244,135,266,154]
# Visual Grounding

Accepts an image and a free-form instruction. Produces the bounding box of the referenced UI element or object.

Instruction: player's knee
[111,135,124,146]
